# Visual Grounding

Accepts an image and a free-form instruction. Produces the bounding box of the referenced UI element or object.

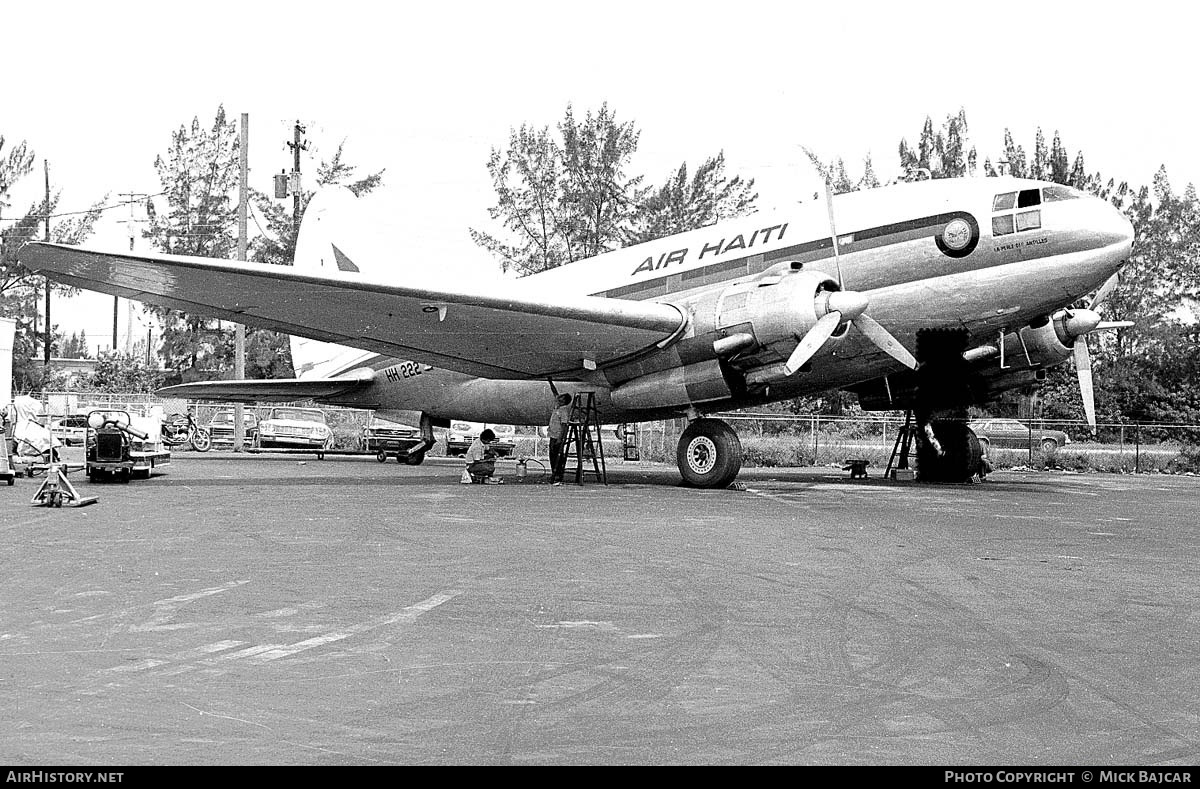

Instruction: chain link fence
[29,392,1200,473]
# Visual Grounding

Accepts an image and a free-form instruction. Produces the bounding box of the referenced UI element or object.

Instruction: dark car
[969,418,1071,454]
[207,409,259,449]
[360,418,428,464]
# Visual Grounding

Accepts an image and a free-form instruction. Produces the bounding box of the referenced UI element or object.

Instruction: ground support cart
[85,410,171,483]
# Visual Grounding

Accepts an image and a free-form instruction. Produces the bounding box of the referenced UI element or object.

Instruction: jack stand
[31,463,98,508]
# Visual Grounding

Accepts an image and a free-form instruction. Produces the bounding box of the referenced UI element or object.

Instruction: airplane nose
[1101,199,1135,254]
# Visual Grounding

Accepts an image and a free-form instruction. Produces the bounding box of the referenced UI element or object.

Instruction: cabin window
[1015,209,1041,232]
[992,215,1015,236]
[1017,189,1041,208]
[993,192,1017,211]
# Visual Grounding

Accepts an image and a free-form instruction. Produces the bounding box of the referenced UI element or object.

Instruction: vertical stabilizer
[291,188,377,378]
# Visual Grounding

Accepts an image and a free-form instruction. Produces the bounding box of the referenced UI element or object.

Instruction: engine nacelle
[610,359,733,411]
[1003,315,1078,369]
[695,268,839,355]
[609,268,842,409]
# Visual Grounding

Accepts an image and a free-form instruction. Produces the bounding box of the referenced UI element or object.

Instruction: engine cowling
[698,268,840,359]
[1002,311,1088,369]
[609,267,841,410]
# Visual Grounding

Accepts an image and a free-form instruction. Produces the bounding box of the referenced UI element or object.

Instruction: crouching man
[462,428,503,484]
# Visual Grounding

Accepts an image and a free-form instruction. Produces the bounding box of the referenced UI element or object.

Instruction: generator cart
[86,410,171,482]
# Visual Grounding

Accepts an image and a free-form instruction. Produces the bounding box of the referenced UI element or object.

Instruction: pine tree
[143,106,240,376]
[627,152,757,244]
[472,103,757,276]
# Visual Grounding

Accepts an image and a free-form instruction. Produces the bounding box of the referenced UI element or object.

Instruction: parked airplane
[22,176,1134,487]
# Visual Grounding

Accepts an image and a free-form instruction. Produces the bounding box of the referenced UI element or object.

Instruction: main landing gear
[676,418,742,489]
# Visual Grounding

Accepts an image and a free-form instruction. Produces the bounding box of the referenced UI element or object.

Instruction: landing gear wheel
[676,418,743,489]
[376,451,388,463]
[403,451,425,466]
[192,430,212,452]
[916,421,983,483]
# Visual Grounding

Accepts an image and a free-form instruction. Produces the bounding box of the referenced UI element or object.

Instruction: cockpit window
[993,192,1017,211]
[1017,189,1041,208]
[1042,184,1082,202]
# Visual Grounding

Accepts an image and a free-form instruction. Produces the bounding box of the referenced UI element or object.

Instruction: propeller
[782,287,918,375]
[782,182,918,375]
[1068,272,1134,432]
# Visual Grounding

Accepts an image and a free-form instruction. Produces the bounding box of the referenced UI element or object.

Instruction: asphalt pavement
[1,450,1198,765]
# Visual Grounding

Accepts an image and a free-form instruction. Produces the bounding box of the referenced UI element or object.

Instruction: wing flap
[157,371,374,403]
[22,242,687,380]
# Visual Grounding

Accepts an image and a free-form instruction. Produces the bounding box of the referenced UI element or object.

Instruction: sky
[4,0,1199,355]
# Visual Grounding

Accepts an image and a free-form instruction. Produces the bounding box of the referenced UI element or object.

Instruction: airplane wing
[158,370,375,402]
[21,242,687,380]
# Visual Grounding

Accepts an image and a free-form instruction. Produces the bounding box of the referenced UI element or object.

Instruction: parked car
[255,407,333,451]
[50,414,90,446]
[207,409,259,449]
[969,418,1071,454]
[360,417,428,464]
[444,421,517,457]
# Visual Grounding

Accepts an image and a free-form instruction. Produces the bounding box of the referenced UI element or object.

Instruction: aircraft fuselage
[313,177,1133,427]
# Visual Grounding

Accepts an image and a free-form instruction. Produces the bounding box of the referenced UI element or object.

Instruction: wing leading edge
[22,242,687,380]
[158,370,375,403]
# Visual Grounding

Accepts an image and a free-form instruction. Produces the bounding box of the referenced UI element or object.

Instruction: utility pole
[234,113,248,452]
[287,121,308,230]
[43,161,50,374]
[118,192,150,355]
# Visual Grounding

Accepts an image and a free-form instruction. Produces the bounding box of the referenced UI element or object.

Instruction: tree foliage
[627,152,757,244]
[1,134,106,392]
[472,103,758,276]
[84,352,164,394]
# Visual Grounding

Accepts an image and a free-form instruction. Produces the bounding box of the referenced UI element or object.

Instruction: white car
[255,407,334,451]
[50,414,90,446]
[445,421,517,457]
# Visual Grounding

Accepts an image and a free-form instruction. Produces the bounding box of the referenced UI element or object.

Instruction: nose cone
[824,290,869,321]
[1093,197,1135,256]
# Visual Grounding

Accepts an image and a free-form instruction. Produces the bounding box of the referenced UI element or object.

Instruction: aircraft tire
[916,421,983,483]
[403,451,425,466]
[676,418,742,489]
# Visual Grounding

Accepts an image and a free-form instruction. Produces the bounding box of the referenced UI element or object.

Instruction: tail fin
[291,188,376,378]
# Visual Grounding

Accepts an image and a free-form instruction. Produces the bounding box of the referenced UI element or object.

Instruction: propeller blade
[854,313,918,369]
[1095,320,1135,331]
[1089,272,1120,310]
[1073,340,1097,432]
[784,311,842,375]
[824,180,844,289]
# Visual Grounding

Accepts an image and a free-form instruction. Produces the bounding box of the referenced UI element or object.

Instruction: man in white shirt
[464,428,502,484]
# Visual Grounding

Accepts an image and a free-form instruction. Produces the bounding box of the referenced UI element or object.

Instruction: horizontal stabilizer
[158,370,374,403]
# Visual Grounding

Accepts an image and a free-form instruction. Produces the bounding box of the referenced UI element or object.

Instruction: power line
[0,190,170,223]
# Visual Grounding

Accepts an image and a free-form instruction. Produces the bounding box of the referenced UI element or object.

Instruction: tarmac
[1,449,1198,765]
